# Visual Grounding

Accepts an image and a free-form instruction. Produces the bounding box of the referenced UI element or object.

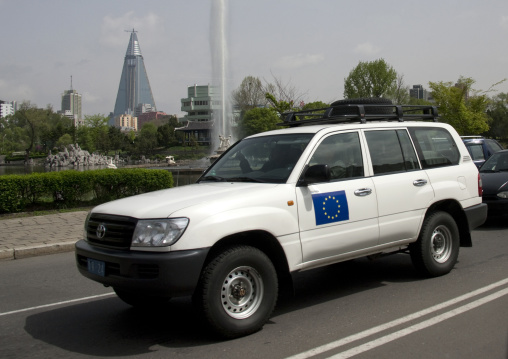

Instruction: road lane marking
[286,278,508,359]
[0,293,115,317]
[327,287,508,359]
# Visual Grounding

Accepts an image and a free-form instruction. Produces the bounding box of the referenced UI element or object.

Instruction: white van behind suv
[76,98,487,338]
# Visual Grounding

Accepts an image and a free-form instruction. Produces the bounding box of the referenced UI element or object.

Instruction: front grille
[86,214,138,249]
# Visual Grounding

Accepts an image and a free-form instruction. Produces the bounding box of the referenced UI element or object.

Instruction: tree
[108,126,129,152]
[265,74,305,109]
[429,77,491,135]
[56,133,73,148]
[156,115,180,148]
[302,101,329,111]
[10,102,53,159]
[343,58,397,99]
[485,92,508,140]
[265,93,296,116]
[385,74,410,104]
[82,114,109,153]
[42,112,74,151]
[76,125,94,153]
[232,76,267,112]
[238,108,280,137]
[134,123,158,155]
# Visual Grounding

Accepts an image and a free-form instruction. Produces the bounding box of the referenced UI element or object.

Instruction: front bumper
[75,240,210,297]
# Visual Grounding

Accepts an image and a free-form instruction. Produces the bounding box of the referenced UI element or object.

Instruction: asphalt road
[1,223,507,359]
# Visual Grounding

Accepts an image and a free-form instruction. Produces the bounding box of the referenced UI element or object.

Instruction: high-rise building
[176,84,221,145]
[112,29,156,125]
[177,84,240,145]
[409,84,432,101]
[180,84,221,122]
[61,77,83,126]
[114,114,138,132]
[0,100,17,118]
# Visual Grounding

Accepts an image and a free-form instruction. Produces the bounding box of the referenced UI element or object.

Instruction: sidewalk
[0,211,89,260]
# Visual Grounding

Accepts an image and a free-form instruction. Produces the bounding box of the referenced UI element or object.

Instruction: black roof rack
[279,104,439,127]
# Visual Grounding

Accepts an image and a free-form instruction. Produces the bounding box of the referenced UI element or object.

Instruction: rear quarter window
[409,127,460,169]
[466,144,485,160]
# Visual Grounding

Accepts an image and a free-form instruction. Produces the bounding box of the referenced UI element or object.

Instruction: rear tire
[194,246,278,339]
[410,211,459,277]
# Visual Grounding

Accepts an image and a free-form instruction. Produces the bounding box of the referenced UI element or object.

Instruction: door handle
[413,179,428,187]
[354,188,372,196]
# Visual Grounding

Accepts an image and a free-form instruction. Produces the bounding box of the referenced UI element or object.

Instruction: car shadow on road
[276,254,421,314]
[24,254,425,355]
[24,296,215,356]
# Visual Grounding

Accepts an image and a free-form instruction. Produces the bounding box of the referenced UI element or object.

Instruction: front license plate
[87,258,105,277]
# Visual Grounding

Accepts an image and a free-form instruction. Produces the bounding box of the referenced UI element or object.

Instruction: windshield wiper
[199,175,226,182]
[226,177,266,183]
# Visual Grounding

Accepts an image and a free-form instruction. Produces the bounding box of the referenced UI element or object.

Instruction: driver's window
[310,132,364,180]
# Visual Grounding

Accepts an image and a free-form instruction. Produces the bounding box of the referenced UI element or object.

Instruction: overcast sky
[1,0,507,118]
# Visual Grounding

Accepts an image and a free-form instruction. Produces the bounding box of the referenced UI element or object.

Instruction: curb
[0,241,76,261]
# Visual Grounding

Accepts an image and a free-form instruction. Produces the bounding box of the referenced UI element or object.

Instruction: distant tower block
[113,29,156,119]
[61,75,83,126]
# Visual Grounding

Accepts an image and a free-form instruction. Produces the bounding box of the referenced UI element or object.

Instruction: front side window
[409,127,460,169]
[365,130,419,175]
[200,133,313,184]
[309,132,364,180]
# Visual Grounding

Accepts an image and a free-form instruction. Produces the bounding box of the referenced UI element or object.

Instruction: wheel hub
[430,226,452,263]
[232,283,247,300]
[221,266,264,319]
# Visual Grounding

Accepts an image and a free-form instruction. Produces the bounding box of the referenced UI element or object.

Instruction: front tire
[410,211,459,277]
[194,246,278,338]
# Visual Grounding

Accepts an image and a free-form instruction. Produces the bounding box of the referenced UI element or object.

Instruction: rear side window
[409,127,460,168]
[466,144,485,160]
[365,130,419,175]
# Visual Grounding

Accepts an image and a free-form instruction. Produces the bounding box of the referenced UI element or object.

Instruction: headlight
[497,191,508,199]
[132,218,189,247]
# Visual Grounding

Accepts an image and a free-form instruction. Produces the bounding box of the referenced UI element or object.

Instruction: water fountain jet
[210,0,233,154]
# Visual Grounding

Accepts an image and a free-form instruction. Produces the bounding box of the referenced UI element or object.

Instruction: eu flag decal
[312,190,349,225]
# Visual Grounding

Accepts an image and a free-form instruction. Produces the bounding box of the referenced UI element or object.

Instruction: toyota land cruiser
[76,98,487,338]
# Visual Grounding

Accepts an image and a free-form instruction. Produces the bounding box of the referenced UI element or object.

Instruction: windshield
[479,151,508,172]
[199,133,313,184]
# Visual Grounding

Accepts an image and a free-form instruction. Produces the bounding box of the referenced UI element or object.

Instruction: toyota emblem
[96,223,107,239]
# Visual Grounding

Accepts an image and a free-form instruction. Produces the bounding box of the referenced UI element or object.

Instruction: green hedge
[0,168,173,214]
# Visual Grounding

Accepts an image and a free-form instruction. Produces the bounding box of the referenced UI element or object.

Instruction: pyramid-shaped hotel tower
[113,29,156,119]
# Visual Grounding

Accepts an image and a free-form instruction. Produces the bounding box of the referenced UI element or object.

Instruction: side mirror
[300,164,331,185]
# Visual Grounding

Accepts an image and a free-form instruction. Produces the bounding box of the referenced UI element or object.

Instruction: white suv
[76,98,487,338]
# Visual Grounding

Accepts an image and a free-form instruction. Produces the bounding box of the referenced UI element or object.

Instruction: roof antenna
[70,75,73,90]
